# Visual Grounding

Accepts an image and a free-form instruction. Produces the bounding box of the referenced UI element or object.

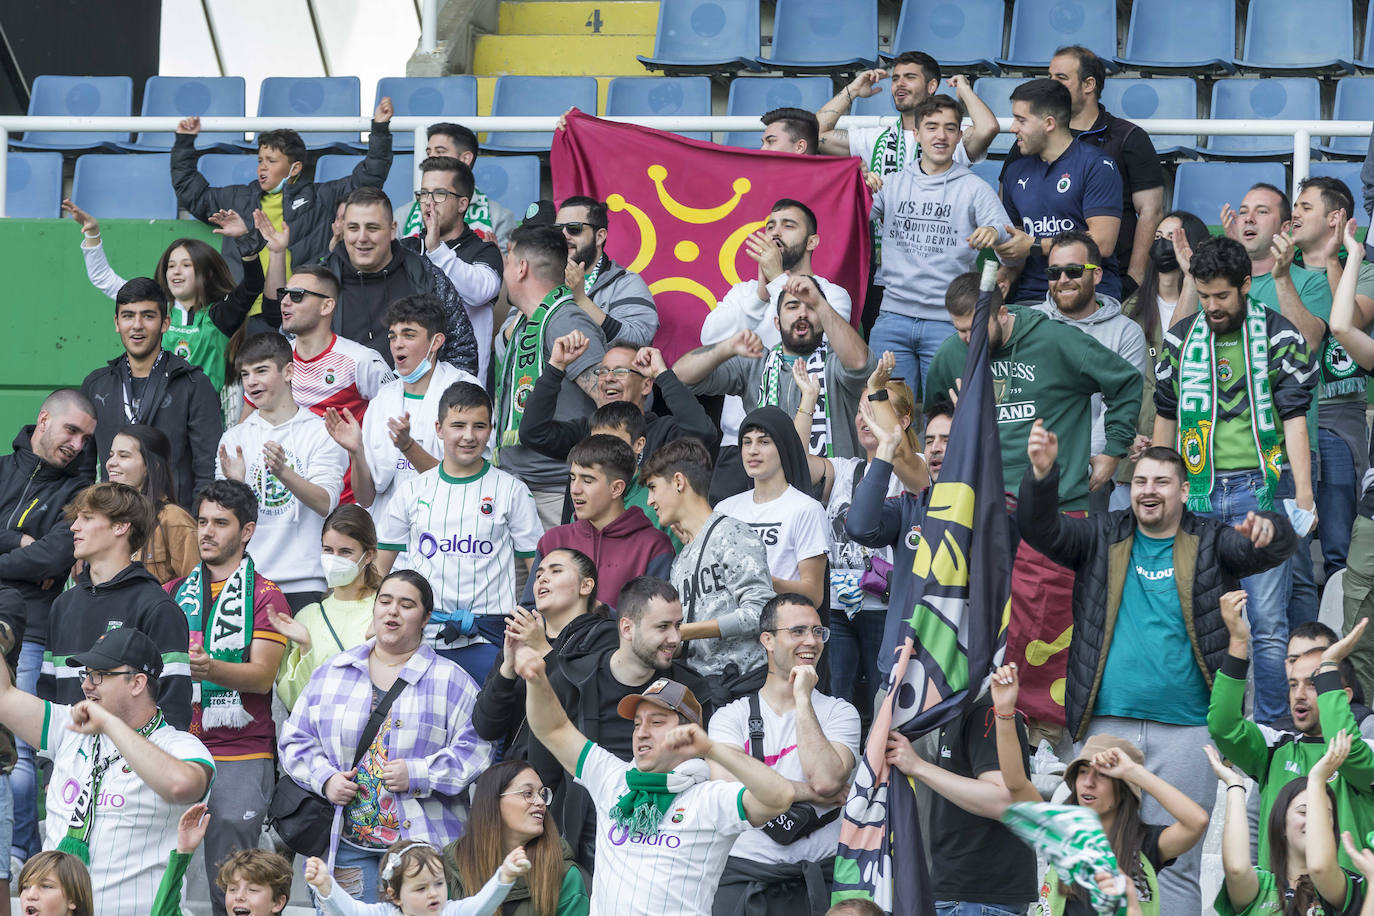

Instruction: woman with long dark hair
[1210,735,1364,915]
[443,761,589,916]
[103,424,197,583]
[1122,210,1210,350]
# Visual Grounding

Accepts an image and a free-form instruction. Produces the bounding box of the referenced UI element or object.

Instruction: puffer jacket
[1017,463,1298,740]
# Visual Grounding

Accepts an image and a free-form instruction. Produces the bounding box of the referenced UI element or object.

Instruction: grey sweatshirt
[588,257,660,347]
[873,160,1011,320]
[671,511,773,678]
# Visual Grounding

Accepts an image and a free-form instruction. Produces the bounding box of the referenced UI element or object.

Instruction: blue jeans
[828,607,887,714]
[935,903,1025,916]
[436,642,501,687]
[334,841,384,904]
[11,640,41,863]
[1201,468,1295,724]
[869,313,956,402]
[1318,428,1358,577]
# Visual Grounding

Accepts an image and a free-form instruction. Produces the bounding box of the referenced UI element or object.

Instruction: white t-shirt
[826,456,905,610]
[708,690,861,864]
[216,407,347,593]
[378,461,542,647]
[40,704,214,916]
[574,742,751,916]
[848,122,977,173]
[716,485,828,582]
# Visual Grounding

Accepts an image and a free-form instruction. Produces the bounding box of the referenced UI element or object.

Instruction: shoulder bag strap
[317,605,346,653]
[747,692,766,763]
[686,515,727,624]
[351,677,407,769]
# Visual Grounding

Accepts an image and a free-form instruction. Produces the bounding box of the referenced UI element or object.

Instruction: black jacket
[170,122,392,268]
[322,241,479,377]
[40,563,193,729]
[1017,464,1297,741]
[0,427,96,645]
[81,353,222,512]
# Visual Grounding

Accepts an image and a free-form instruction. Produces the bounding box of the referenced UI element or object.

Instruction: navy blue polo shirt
[1001,137,1124,304]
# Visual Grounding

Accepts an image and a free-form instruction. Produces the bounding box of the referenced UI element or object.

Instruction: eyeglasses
[414,188,462,203]
[78,668,137,685]
[591,367,645,379]
[500,786,553,806]
[770,625,831,642]
[554,221,602,236]
[276,287,331,303]
[1045,263,1099,280]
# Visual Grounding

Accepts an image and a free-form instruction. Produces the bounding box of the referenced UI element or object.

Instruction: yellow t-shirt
[254,191,292,316]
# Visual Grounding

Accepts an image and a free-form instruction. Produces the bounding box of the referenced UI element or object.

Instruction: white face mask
[321,553,362,588]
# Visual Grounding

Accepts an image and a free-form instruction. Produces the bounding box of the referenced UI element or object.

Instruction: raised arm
[948,75,998,162]
[1093,747,1208,861]
[797,276,869,370]
[71,699,211,804]
[514,645,591,775]
[1306,733,1354,907]
[1270,233,1328,352]
[0,632,44,749]
[1207,591,1276,778]
[1330,219,1374,371]
[816,70,886,155]
[672,330,762,386]
[1205,745,1261,910]
[990,663,1041,803]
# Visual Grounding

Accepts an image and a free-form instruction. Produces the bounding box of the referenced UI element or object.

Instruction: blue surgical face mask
[266,165,298,195]
[398,357,431,385]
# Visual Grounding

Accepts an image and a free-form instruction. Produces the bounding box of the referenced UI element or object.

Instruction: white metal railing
[0,115,1370,217]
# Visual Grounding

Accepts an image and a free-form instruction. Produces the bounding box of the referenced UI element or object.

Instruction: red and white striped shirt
[292,335,394,504]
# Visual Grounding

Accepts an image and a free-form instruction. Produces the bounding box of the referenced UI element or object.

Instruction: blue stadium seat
[973,77,1029,156]
[1098,78,1199,157]
[196,154,259,188]
[724,76,834,148]
[885,0,1005,74]
[1307,162,1369,228]
[637,0,763,73]
[606,77,713,141]
[312,155,361,184]
[969,159,1002,189]
[1171,162,1287,226]
[124,76,246,152]
[850,88,898,118]
[256,76,361,150]
[12,75,133,150]
[1235,0,1355,74]
[1115,0,1236,74]
[315,154,417,221]
[484,76,599,152]
[5,153,63,218]
[72,153,177,219]
[758,0,879,71]
[997,0,1119,72]
[473,156,541,222]
[374,77,478,150]
[1203,78,1321,158]
[1319,78,1374,156]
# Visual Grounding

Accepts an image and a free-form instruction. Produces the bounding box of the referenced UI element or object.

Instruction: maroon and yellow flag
[551,109,873,361]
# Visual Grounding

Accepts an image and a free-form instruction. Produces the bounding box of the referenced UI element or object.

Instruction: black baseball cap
[522,199,556,227]
[66,627,163,679]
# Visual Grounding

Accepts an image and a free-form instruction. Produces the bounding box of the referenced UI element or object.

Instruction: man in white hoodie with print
[216,332,347,610]
[870,94,1011,400]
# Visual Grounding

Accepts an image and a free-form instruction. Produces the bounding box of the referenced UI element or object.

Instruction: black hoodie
[40,563,193,730]
[0,426,96,644]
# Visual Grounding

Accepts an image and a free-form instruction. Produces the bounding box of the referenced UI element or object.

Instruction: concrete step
[473,33,654,76]
[497,1,659,35]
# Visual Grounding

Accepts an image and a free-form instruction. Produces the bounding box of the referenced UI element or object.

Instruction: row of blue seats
[641,0,1374,76]
[3,152,539,223]
[10,149,1363,239]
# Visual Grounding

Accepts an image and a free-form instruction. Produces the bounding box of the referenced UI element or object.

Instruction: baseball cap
[522,200,556,227]
[617,678,703,727]
[1064,734,1145,801]
[66,627,163,680]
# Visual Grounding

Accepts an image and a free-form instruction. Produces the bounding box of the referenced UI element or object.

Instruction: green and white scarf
[611,763,707,837]
[583,254,605,296]
[868,125,909,265]
[174,558,255,729]
[59,710,165,864]
[1322,334,1364,398]
[1177,299,1283,513]
[495,286,573,455]
[759,344,832,457]
[402,187,496,241]
[1001,802,1131,916]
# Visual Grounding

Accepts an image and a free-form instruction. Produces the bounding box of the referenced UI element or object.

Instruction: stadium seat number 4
[585,9,603,32]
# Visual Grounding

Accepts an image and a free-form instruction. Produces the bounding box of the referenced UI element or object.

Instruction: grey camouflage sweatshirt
[873,160,1011,320]
[671,511,772,677]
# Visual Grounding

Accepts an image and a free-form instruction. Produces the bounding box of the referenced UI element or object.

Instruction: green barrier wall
[0,218,220,438]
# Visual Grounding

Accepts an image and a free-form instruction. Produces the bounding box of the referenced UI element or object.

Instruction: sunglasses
[1046,263,1099,280]
[555,221,602,235]
[277,287,331,303]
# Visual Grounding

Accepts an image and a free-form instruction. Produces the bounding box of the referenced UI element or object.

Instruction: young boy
[327,295,480,525]
[520,435,674,607]
[642,439,773,703]
[377,382,542,683]
[586,400,680,548]
[153,802,292,916]
[216,333,347,610]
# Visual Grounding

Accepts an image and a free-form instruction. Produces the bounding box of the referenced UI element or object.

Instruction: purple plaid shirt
[277,641,494,846]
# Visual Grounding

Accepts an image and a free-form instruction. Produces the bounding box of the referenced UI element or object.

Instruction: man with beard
[700,200,857,498]
[675,276,876,500]
[554,196,659,348]
[1154,235,1317,729]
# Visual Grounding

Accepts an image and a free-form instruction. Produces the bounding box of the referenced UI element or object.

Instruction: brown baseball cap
[617,678,703,727]
[1064,734,1146,801]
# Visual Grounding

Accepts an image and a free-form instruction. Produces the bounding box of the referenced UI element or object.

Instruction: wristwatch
[867,390,890,402]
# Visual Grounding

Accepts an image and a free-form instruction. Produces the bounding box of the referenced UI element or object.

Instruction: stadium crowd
[6,38,1374,916]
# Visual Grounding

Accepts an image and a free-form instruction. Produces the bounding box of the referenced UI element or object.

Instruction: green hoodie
[1208,653,1374,873]
[924,306,1144,512]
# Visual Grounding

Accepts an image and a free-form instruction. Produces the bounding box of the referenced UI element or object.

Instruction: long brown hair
[1268,776,1340,916]
[322,504,383,593]
[155,238,235,313]
[18,851,94,916]
[452,762,564,915]
[1063,773,1148,902]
